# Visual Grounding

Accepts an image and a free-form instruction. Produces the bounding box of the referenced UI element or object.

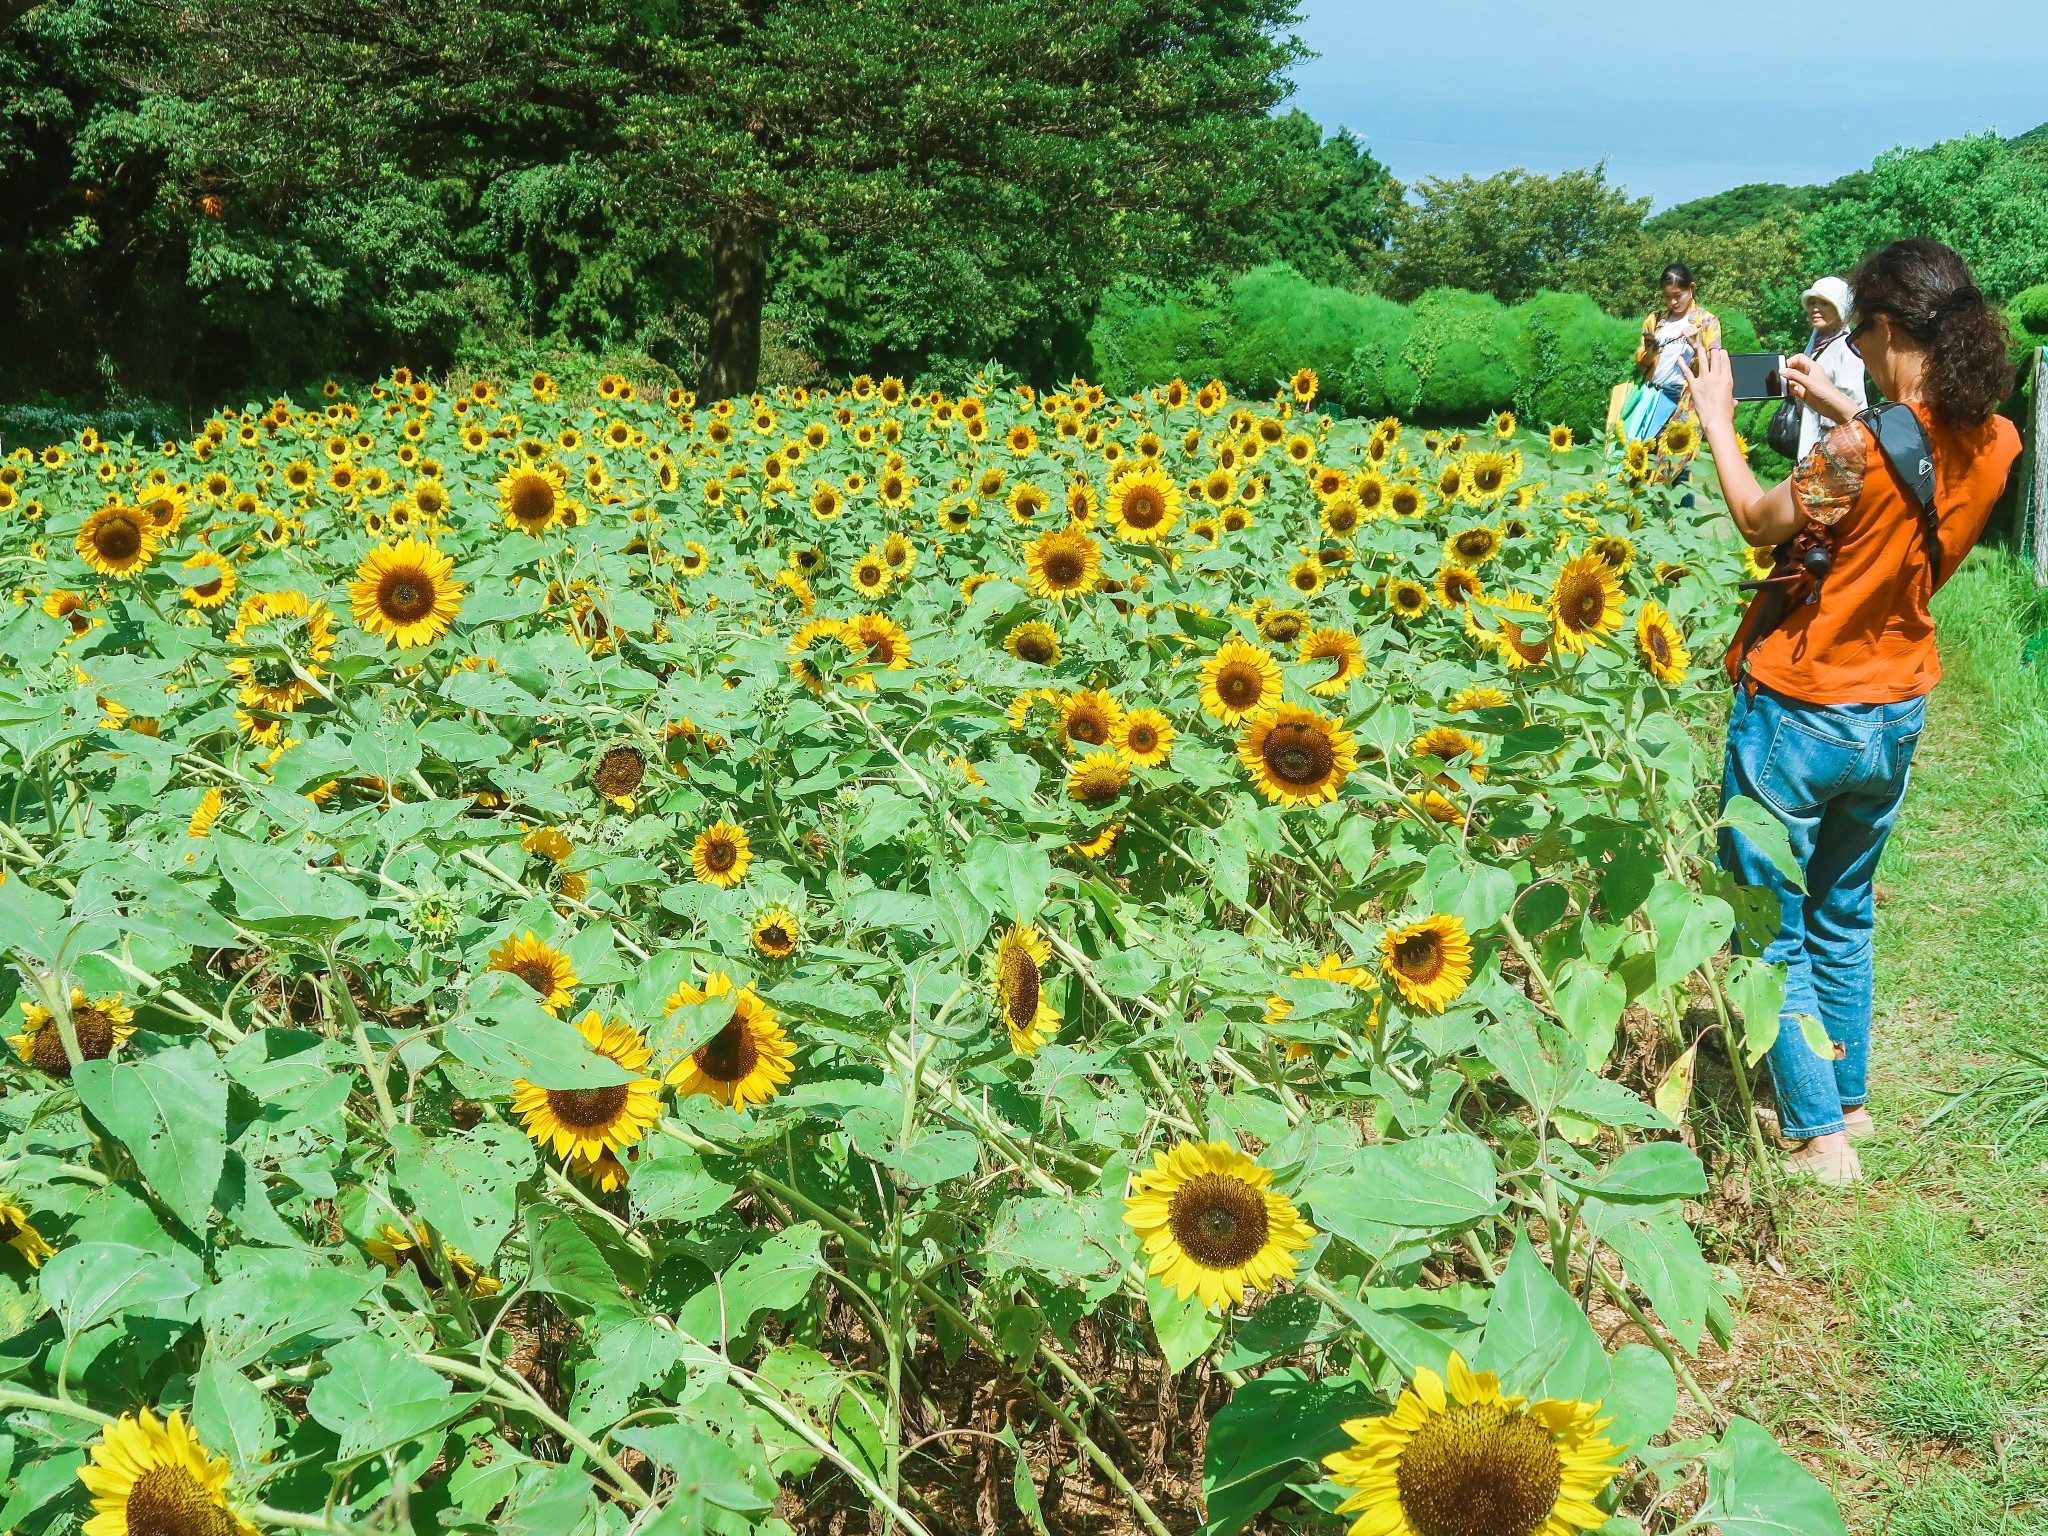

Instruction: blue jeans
[1718,685,1927,1138]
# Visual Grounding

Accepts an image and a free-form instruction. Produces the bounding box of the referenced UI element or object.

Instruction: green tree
[1801,133,2048,300]
[1381,165,1648,306]
[145,0,1305,400]
[1240,109,1401,289]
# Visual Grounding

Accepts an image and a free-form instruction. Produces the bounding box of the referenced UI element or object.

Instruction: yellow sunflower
[10,989,137,1078]
[1386,580,1434,622]
[1200,637,1284,725]
[849,549,894,599]
[1116,707,1175,767]
[1263,954,1380,1060]
[1066,750,1131,804]
[843,612,911,681]
[0,1193,57,1268]
[1435,565,1486,611]
[1444,525,1504,568]
[365,1222,500,1298]
[510,1011,662,1160]
[1449,685,1512,713]
[497,461,564,534]
[225,589,336,710]
[788,618,851,693]
[990,922,1058,1055]
[664,973,796,1110]
[1058,689,1124,752]
[1004,620,1062,667]
[751,905,801,959]
[1548,423,1575,452]
[180,550,236,609]
[1546,553,1625,655]
[1122,1140,1317,1309]
[350,536,462,649]
[76,504,159,577]
[187,786,224,838]
[1324,1351,1623,1536]
[1107,464,1183,544]
[1636,601,1691,684]
[1287,557,1328,597]
[487,931,579,1013]
[591,741,648,809]
[691,820,753,887]
[1588,535,1634,575]
[1238,703,1358,808]
[1257,606,1308,646]
[1412,726,1486,780]
[1380,913,1474,1014]
[78,1408,256,1536]
[1024,527,1103,601]
[1298,627,1363,697]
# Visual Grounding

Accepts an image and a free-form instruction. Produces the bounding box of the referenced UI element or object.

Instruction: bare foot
[1842,1106,1876,1140]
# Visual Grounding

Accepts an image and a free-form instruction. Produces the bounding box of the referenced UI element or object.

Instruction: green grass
[1776,548,2048,1533]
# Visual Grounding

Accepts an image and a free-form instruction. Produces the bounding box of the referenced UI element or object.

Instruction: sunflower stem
[1588,1259,1722,1426]
[0,1385,116,1426]
[322,946,397,1130]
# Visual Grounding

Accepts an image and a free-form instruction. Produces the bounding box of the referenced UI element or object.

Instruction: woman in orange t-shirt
[1683,239,2019,1186]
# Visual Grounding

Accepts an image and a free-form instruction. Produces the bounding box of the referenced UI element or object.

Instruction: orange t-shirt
[1725,404,2020,703]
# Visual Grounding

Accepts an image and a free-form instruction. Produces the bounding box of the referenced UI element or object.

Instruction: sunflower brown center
[509,476,555,524]
[1395,1401,1563,1536]
[594,746,645,798]
[999,946,1041,1027]
[1216,663,1264,710]
[1068,711,1110,746]
[1458,534,1491,558]
[1328,506,1358,533]
[0,1214,19,1244]
[193,577,223,599]
[1568,583,1605,626]
[1127,723,1158,754]
[32,1005,116,1077]
[95,518,143,562]
[1648,630,1671,665]
[544,1083,629,1129]
[1015,632,1055,664]
[858,564,883,587]
[378,571,434,624]
[1166,1173,1269,1268]
[1263,722,1334,787]
[1043,547,1084,586]
[758,924,792,952]
[694,1012,760,1083]
[1074,765,1124,802]
[1121,487,1165,529]
[704,839,738,873]
[511,962,559,997]
[1475,468,1504,492]
[1262,613,1302,642]
[1292,569,1318,591]
[123,1463,243,1536]
[1395,932,1446,982]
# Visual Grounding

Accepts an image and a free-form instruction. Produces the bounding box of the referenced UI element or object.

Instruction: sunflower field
[0,366,1842,1536]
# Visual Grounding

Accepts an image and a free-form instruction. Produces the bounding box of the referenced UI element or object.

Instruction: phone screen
[1729,353,1787,401]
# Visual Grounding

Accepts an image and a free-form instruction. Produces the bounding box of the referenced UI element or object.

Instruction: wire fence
[2022,348,2048,587]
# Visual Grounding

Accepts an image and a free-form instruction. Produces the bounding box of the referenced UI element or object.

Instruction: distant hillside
[1646,171,1870,237]
[1651,122,2048,238]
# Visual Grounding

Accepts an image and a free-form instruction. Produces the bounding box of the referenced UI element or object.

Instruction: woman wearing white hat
[1793,276,1867,458]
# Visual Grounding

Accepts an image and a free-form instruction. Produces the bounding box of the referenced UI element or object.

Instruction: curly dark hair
[1850,239,2014,428]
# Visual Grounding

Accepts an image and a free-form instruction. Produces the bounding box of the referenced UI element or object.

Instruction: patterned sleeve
[1789,420,1868,527]
[1697,308,1722,353]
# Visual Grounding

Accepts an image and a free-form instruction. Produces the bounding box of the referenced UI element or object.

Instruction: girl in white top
[1794,275,1868,459]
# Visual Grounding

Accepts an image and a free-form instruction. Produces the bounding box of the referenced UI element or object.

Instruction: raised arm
[1679,349,1806,547]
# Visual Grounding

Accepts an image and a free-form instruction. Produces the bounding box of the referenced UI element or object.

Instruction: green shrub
[1090,267,1770,436]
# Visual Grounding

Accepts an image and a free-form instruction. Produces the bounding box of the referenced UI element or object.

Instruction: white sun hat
[1800,274,1854,326]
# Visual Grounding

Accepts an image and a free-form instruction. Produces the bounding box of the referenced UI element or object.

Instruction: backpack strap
[1856,403,1942,585]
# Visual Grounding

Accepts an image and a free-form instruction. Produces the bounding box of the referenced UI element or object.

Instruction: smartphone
[1730,352,1788,401]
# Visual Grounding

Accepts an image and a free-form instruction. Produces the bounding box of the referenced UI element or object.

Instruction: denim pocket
[1889,730,1923,789]
[1754,712,1869,816]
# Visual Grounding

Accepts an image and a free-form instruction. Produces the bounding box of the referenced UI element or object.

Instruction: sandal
[1782,1141,1862,1186]
[1842,1107,1876,1140]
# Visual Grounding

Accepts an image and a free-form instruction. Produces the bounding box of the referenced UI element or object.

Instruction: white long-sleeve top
[1796,328,1869,460]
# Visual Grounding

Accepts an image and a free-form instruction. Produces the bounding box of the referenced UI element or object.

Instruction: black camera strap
[1854,402,1941,584]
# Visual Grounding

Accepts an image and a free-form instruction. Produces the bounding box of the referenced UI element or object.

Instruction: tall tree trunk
[700,211,769,403]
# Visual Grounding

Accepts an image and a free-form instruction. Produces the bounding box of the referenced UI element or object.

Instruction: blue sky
[1285,0,2048,209]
